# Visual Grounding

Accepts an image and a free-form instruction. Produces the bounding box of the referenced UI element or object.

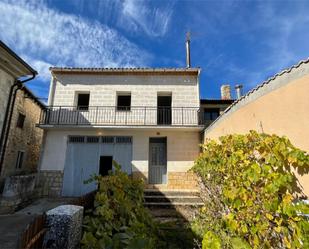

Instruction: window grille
[101,136,114,143]
[86,136,99,143]
[68,136,85,143]
[116,136,132,143]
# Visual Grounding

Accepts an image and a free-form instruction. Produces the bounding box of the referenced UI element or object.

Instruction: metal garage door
[62,136,132,197]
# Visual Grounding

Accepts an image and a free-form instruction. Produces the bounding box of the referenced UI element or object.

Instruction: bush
[192,131,309,249]
[81,162,159,249]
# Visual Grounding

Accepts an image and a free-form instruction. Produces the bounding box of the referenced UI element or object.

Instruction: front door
[149,137,167,184]
[99,156,113,176]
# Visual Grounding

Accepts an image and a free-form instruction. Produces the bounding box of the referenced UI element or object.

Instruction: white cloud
[120,0,173,37]
[0,0,151,82]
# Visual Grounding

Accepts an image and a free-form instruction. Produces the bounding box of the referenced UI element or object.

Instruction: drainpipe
[0,72,36,174]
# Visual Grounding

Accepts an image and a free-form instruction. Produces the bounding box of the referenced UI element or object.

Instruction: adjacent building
[38,67,204,196]
[204,58,309,196]
[0,41,43,189]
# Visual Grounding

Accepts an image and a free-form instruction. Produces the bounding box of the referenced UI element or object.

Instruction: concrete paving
[0,198,76,249]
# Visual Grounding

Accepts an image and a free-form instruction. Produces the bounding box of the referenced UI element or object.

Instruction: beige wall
[40,129,200,181]
[204,68,309,196]
[0,68,14,136]
[2,89,44,177]
[50,73,200,107]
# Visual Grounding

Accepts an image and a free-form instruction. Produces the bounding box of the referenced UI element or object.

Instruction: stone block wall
[51,73,200,108]
[133,171,198,190]
[1,88,44,177]
[38,170,63,197]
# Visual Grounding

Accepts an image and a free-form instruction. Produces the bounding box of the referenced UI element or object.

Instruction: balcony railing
[38,106,204,127]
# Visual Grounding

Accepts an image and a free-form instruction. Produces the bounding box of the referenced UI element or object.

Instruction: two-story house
[38,67,204,197]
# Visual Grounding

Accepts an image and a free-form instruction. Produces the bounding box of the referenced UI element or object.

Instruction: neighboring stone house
[38,67,204,197]
[0,40,44,190]
[1,87,44,177]
[204,58,309,196]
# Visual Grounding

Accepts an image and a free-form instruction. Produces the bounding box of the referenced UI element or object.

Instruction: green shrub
[192,131,309,249]
[81,161,159,249]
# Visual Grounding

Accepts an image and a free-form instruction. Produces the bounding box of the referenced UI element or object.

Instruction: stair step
[144,190,200,197]
[144,196,202,203]
[144,202,204,208]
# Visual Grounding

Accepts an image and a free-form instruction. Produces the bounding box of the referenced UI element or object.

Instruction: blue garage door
[62,136,132,196]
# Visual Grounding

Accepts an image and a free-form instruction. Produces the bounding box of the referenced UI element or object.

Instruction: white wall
[40,129,200,173]
[50,73,200,107]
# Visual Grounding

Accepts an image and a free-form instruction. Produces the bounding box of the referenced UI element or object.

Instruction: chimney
[220,85,231,100]
[186,32,191,68]
[235,84,243,99]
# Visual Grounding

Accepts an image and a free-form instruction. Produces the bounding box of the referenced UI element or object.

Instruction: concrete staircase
[144,189,203,223]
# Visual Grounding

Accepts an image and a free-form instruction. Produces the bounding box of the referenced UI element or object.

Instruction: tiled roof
[49,67,200,74]
[205,57,309,131]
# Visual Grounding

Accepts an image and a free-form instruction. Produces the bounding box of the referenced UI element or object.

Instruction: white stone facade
[50,73,200,107]
[39,69,202,193]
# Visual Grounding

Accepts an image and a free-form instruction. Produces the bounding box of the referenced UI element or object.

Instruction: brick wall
[1,89,43,177]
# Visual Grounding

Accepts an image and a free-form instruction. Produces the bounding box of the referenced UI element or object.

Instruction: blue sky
[1,0,309,101]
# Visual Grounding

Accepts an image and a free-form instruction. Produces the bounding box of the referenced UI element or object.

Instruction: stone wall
[1,89,44,178]
[50,73,200,108]
[38,170,63,197]
[133,171,198,190]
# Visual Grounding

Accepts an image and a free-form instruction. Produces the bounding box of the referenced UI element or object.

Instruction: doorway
[99,156,113,176]
[149,137,167,184]
[157,95,172,125]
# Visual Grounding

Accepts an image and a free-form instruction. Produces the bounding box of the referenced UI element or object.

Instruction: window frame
[116,92,131,111]
[203,108,220,121]
[16,113,26,128]
[75,92,90,111]
[15,151,25,169]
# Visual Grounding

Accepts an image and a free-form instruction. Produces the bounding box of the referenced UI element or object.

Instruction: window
[204,108,220,121]
[16,113,26,128]
[76,93,90,110]
[117,93,131,111]
[15,151,24,169]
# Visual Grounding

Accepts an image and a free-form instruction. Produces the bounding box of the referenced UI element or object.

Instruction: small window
[15,151,24,169]
[76,93,90,110]
[117,93,131,111]
[204,108,220,121]
[16,113,26,128]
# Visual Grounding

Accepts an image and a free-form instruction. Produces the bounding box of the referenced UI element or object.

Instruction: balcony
[38,106,204,127]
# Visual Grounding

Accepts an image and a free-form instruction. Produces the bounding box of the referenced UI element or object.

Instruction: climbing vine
[192,131,309,248]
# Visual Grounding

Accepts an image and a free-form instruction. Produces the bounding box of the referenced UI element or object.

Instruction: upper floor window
[16,113,26,128]
[117,92,131,111]
[76,93,90,110]
[204,108,220,121]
